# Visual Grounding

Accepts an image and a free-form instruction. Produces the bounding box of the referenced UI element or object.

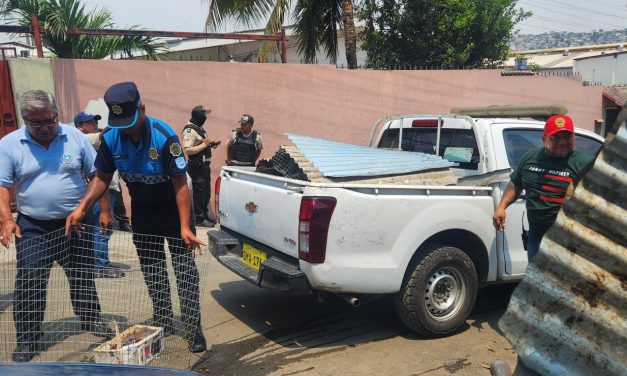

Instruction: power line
[582,0,627,12]
[522,0,627,20]
[519,0,626,30]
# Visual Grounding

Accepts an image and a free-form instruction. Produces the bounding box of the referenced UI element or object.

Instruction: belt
[189,157,211,163]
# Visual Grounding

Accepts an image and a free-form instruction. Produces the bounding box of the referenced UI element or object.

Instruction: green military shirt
[511,147,593,237]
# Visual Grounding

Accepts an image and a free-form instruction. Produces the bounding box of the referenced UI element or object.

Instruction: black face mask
[191,113,206,126]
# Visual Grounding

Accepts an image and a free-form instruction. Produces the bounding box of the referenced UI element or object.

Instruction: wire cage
[0,224,210,369]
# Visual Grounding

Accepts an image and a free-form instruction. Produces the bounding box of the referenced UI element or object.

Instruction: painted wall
[5,58,604,218]
[8,58,55,125]
[50,59,602,159]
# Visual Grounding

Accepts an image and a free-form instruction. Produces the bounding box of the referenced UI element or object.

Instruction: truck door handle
[284,184,303,193]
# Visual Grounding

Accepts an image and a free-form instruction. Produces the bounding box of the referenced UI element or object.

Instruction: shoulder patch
[170,143,183,157]
[175,156,186,169]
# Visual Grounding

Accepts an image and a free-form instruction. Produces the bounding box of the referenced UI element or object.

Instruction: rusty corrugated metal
[498,112,627,375]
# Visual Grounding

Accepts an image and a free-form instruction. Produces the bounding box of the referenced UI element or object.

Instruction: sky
[78,0,627,36]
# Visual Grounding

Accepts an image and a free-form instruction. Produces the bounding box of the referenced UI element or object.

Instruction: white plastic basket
[94,325,164,365]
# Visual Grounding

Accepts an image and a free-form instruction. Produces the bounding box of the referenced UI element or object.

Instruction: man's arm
[254,149,261,163]
[171,173,205,248]
[0,186,20,248]
[65,171,113,237]
[253,133,263,163]
[182,129,213,157]
[184,139,212,156]
[492,181,521,231]
[97,186,113,231]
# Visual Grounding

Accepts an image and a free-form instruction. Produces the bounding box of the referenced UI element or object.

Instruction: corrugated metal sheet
[498,114,627,375]
[285,134,457,178]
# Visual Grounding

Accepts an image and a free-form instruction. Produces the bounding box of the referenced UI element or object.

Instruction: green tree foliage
[0,0,162,59]
[357,0,530,69]
[204,0,358,68]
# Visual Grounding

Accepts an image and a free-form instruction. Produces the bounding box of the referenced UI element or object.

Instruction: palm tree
[204,0,358,69]
[0,0,162,59]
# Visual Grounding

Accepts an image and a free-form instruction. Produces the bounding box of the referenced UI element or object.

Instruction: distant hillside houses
[509,28,627,51]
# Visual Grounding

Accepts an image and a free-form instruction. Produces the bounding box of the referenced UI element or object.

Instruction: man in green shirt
[493,115,593,261]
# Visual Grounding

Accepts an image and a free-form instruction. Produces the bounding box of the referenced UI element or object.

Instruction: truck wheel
[394,244,478,337]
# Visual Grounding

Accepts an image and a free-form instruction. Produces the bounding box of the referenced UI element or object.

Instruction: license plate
[242,243,267,271]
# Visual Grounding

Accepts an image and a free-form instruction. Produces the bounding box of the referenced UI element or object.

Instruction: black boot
[188,324,207,353]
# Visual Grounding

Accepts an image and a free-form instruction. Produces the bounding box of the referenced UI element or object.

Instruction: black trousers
[131,220,201,329]
[187,159,211,221]
[110,188,130,225]
[13,212,101,345]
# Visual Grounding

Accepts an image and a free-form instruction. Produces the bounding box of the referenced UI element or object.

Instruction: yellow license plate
[242,243,267,271]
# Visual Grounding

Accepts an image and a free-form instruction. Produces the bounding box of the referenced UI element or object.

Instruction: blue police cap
[73,111,101,126]
[104,82,141,128]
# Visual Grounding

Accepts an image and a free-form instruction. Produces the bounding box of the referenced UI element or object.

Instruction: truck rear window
[378,128,480,170]
[503,129,603,169]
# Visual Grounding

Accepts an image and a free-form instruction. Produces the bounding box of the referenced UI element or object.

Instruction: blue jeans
[92,193,115,270]
[527,232,541,262]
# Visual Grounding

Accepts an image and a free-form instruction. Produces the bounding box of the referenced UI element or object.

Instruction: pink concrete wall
[51,59,603,215]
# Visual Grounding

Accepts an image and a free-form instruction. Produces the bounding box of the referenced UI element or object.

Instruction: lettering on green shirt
[510,147,592,237]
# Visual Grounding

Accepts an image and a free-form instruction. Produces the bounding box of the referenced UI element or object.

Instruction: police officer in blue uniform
[66,82,207,353]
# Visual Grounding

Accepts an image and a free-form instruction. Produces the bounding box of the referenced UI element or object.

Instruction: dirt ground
[0,228,534,375]
[188,230,532,376]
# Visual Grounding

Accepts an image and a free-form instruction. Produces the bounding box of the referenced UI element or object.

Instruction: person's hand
[0,220,21,248]
[211,140,221,148]
[181,227,206,252]
[493,207,507,231]
[65,208,87,238]
[201,137,213,146]
[99,210,113,234]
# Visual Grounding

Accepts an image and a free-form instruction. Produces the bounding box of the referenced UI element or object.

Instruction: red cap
[544,115,574,136]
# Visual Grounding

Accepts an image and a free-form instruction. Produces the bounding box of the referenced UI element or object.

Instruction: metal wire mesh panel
[270,148,309,181]
[0,224,210,368]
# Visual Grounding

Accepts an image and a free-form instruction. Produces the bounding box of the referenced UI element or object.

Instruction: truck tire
[394,244,478,337]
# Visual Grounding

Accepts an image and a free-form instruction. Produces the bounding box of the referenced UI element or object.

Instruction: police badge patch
[149,147,159,160]
[112,104,123,115]
[170,143,183,157]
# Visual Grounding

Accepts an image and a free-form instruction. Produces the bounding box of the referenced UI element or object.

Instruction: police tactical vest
[232,129,257,163]
[184,122,212,160]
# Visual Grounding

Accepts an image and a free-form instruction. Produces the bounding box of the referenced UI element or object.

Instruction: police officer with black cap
[66,82,208,353]
[226,114,263,166]
[181,105,219,227]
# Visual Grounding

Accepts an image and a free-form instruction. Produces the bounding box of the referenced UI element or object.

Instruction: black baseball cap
[191,105,211,117]
[239,114,254,125]
[104,82,141,128]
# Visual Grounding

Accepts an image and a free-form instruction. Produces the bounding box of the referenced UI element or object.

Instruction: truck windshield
[503,129,603,169]
[377,128,480,170]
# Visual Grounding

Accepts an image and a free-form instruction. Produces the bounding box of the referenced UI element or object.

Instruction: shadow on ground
[191,281,518,375]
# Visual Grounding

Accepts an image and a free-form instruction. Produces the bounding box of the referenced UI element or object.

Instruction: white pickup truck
[208,107,604,337]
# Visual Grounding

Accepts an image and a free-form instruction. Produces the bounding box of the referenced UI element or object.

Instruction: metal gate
[0,60,17,211]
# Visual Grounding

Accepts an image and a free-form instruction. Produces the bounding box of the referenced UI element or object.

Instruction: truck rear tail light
[214,176,222,224]
[298,197,337,264]
[412,119,439,127]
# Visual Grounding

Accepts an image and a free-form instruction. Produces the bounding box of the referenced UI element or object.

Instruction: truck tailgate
[218,170,302,258]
